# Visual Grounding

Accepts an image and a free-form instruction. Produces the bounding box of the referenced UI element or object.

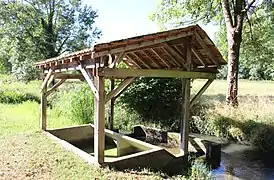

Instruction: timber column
[40,84,47,130]
[94,76,105,164]
[180,40,192,154]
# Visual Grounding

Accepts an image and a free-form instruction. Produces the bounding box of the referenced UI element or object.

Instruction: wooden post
[180,78,191,154]
[180,39,191,154]
[108,79,115,130]
[40,84,47,130]
[94,76,105,164]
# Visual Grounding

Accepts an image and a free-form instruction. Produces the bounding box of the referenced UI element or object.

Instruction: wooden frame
[190,79,214,108]
[36,25,225,166]
[98,68,216,79]
[93,76,105,164]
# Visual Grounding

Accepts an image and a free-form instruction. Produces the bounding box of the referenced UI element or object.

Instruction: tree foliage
[0,0,101,81]
[151,0,272,106]
[217,4,274,80]
[118,77,182,130]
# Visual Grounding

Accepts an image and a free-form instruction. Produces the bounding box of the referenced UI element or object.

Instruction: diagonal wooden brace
[105,77,135,104]
[190,79,214,108]
[80,67,99,100]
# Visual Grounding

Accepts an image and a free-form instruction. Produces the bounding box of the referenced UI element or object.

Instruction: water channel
[212,144,274,180]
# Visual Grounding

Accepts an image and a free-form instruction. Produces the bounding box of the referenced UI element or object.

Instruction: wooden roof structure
[35,25,226,73]
[36,25,226,165]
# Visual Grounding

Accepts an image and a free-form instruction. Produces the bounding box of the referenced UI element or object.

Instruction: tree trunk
[222,0,245,106]
[226,28,242,106]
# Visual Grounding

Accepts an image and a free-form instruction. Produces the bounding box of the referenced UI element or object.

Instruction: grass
[2,75,273,179]
[0,101,169,179]
[192,79,274,96]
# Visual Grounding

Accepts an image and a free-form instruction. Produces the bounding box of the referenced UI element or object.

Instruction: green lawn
[1,77,274,179]
[0,102,167,180]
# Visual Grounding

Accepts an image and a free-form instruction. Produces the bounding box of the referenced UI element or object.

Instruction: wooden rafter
[191,47,206,66]
[98,68,216,79]
[161,47,182,67]
[163,42,186,68]
[151,48,172,68]
[190,79,214,108]
[173,45,186,59]
[125,55,142,69]
[142,50,162,68]
[105,77,135,103]
[131,52,152,69]
[195,32,218,66]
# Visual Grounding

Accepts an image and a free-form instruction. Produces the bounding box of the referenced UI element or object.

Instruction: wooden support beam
[191,47,206,66]
[80,67,99,100]
[47,74,55,88]
[98,68,216,79]
[125,55,142,69]
[190,79,214,108]
[41,85,47,130]
[151,48,171,68]
[180,78,191,154]
[109,52,125,68]
[195,32,218,66]
[131,52,152,69]
[180,43,192,154]
[163,42,186,68]
[142,50,162,68]
[46,79,66,97]
[161,47,181,67]
[93,76,105,164]
[105,77,135,103]
[54,73,84,80]
[40,68,53,92]
[108,79,115,130]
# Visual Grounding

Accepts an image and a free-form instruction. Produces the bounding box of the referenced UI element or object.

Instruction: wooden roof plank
[191,47,206,66]
[161,47,182,68]
[150,48,172,68]
[130,52,152,69]
[195,32,219,66]
[163,42,186,68]
[125,55,142,69]
[142,50,163,68]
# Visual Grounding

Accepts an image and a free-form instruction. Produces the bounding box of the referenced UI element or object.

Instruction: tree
[0,0,101,81]
[216,3,274,80]
[151,0,270,106]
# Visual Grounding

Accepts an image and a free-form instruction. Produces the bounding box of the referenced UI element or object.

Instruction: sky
[83,0,217,43]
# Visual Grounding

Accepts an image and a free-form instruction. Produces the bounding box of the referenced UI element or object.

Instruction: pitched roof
[34,24,226,72]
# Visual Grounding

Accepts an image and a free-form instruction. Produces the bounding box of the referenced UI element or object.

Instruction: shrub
[119,77,182,130]
[0,89,40,104]
[52,84,94,124]
[188,159,212,180]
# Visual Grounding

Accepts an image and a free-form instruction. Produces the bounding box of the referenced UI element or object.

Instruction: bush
[187,159,212,180]
[119,77,182,130]
[191,98,274,153]
[0,89,40,104]
[52,83,94,124]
